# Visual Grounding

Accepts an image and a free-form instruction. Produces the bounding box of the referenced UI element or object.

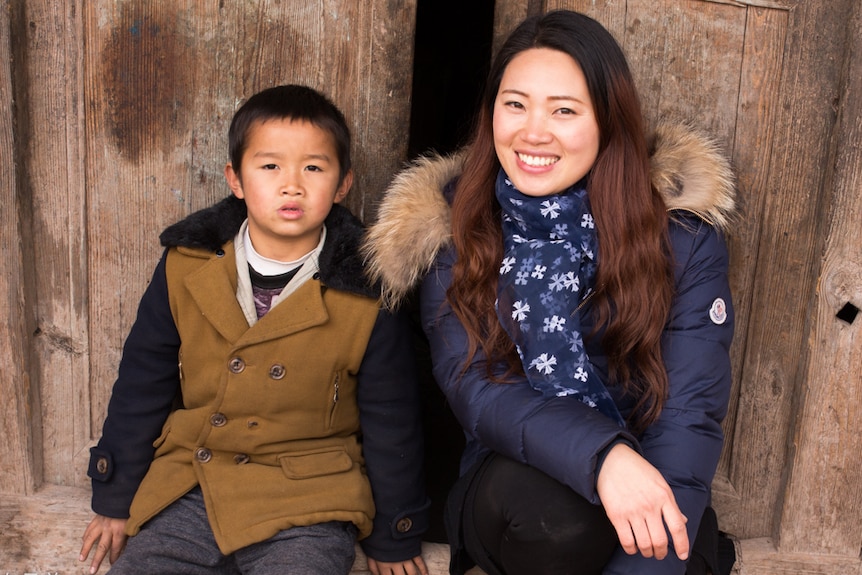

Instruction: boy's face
[224,118,352,262]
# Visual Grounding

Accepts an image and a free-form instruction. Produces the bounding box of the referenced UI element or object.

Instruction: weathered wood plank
[9,0,90,489]
[712,6,789,530]
[728,0,854,539]
[0,0,41,496]
[777,0,862,556]
[737,538,862,575]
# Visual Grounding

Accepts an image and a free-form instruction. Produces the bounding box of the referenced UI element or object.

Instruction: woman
[364,10,735,575]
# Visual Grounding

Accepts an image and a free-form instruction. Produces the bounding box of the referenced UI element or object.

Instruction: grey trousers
[109,486,357,575]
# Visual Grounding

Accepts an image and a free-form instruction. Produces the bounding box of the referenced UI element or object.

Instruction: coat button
[228,357,245,373]
[210,413,227,427]
[215,248,225,257]
[396,517,413,533]
[234,453,250,465]
[96,457,108,475]
[269,364,286,380]
[195,447,212,463]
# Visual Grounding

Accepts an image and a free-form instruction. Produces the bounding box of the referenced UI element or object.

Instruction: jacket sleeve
[604,216,734,575]
[88,251,181,518]
[356,308,431,562]
[419,247,638,503]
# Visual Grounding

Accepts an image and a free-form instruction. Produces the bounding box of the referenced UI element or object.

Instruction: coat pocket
[278,446,354,480]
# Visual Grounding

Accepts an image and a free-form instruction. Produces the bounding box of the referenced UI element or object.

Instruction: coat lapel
[235,279,329,348]
[183,245,329,347]
[183,246,249,344]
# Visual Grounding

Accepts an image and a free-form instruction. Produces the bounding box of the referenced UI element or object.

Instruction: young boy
[79,85,429,575]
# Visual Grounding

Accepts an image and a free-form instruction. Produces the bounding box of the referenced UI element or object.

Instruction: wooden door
[1,0,418,494]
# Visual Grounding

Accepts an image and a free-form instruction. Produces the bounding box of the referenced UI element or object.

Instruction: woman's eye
[556,107,576,115]
[504,100,525,110]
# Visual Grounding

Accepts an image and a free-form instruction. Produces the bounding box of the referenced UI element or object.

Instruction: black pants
[447,453,616,575]
[447,453,728,575]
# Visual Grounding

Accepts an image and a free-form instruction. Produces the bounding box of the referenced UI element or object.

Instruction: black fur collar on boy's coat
[158,195,378,299]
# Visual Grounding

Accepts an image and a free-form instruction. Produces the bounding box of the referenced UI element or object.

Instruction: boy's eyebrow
[251,150,333,162]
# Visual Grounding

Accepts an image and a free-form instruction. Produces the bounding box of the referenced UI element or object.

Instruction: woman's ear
[224,163,244,199]
[334,169,354,204]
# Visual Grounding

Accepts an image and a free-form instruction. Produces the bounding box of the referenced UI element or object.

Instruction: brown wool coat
[125,241,379,554]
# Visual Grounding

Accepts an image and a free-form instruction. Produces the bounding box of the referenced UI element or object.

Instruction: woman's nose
[522,111,552,143]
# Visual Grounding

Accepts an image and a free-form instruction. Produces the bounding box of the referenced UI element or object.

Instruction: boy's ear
[224,163,244,199]
[334,169,353,204]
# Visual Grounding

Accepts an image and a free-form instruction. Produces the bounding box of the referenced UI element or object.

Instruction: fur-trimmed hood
[159,195,378,298]
[362,122,736,308]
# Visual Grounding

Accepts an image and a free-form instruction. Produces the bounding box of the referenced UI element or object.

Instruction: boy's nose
[280,175,303,195]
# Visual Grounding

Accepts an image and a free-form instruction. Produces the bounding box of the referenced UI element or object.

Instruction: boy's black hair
[228,84,352,183]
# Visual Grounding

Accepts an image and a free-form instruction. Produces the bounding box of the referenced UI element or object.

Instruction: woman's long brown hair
[448,10,673,433]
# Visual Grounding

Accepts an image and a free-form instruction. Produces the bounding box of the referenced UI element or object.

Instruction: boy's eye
[262,164,278,170]
[305,165,323,172]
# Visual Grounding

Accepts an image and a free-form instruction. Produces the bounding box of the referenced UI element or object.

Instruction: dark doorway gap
[407,0,495,159]
[406,0,495,544]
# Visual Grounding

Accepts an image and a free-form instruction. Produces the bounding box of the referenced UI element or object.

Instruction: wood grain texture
[712,6,788,528]
[726,0,853,540]
[0,0,41,496]
[19,0,92,490]
[777,0,862,556]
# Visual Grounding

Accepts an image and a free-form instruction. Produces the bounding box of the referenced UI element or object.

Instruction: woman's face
[493,48,600,197]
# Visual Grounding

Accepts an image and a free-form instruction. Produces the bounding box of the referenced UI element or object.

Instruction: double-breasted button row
[228,357,286,381]
[195,447,248,465]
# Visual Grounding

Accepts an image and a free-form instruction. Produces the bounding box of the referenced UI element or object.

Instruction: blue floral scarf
[495,170,624,426]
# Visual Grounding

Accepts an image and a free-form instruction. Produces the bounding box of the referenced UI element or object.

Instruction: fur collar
[362,122,736,308]
[160,195,378,298]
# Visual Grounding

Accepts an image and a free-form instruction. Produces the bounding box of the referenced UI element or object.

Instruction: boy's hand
[596,443,689,561]
[79,514,128,574]
[367,555,429,575]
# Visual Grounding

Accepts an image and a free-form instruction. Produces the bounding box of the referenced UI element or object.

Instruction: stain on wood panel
[101,8,193,163]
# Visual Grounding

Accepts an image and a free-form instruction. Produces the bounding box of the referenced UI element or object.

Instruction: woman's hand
[79,514,128,574]
[596,443,689,561]
[367,555,429,575]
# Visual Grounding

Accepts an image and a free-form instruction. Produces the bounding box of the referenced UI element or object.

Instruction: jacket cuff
[88,446,134,518]
[359,497,431,562]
